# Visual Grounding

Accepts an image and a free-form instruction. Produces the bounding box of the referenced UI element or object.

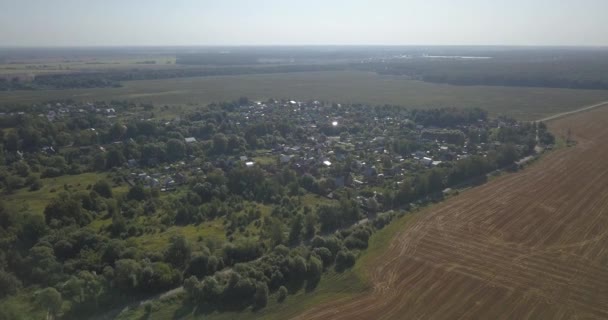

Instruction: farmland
[292,105,608,319]
[3,71,608,120]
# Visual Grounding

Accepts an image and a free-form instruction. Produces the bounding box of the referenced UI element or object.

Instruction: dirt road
[538,100,608,122]
[294,106,608,319]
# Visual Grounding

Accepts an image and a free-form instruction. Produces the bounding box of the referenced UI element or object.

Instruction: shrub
[334,250,356,272]
[277,285,288,303]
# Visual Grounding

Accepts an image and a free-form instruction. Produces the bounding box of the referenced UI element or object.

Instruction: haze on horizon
[1,0,608,47]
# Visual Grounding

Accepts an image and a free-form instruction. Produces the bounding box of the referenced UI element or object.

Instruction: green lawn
[3,172,106,215]
[3,71,608,120]
[299,193,337,208]
[133,221,226,252]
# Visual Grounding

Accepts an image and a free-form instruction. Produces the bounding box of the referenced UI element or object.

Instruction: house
[127,159,138,167]
[174,173,187,184]
[363,166,377,177]
[334,176,345,188]
[280,154,293,164]
[184,137,197,143]
[412,151,427,160]
[420,157,433,166]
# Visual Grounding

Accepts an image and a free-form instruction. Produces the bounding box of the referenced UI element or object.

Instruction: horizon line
[1,44,608,49]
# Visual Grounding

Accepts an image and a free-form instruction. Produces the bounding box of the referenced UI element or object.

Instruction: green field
[3,71,608,120]
[3,172,106,215]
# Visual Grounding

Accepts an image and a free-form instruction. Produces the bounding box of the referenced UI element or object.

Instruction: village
[0,97,553,319]
[4,98,542,212]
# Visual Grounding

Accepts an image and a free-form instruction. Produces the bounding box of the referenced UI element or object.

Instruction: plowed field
[294,107,608,319]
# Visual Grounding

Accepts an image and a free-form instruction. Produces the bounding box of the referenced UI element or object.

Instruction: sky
[1,0,607,47]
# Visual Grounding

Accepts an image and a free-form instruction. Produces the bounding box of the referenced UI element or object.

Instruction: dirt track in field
[294,107,608,320]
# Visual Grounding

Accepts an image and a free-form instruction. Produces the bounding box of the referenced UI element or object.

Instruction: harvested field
[294,106,608,319]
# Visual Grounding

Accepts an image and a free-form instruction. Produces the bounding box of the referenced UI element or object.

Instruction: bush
[277,285,288,303]
[92,180,113,198]
[0,270,21,298]
[311,247,333,269]
[253,282,268,309]
[27,175,43,191]
[334,250,356,272]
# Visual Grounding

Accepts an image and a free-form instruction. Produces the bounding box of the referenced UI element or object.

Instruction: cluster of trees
[184,224,373,312]
[385,142,524,209]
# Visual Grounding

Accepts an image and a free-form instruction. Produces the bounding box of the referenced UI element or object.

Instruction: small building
[420,157,433,166]
[184,137,197,143]
[280,154,294,164]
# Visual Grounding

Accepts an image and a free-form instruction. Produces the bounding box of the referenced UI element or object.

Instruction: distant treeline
[357,52,608,90]
[0,64,346,91]
[4,47,608,91]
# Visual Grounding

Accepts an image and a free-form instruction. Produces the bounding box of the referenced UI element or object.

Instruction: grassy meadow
[3,71,608,120]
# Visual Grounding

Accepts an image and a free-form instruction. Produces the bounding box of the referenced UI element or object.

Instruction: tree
[185,251,214,278]
[109,210,127,236]
[200,276,222,304]
[109,122,126,141]
[212,133,228,154]
[166,139,186,161]
[288,214,303,245]
[92,180,113,199]
[114,259,142,291]
[183,276,201,302]
[13,161,30,177]
[105,148,125,169]
[253,281,269,309]
[497,143,519,167]
[277,285,288,303]
[19,213,47,246]
[5,131,19,151]
[164,235,192,269]
[141,262,181,292]
[44,193,90,228]
[304,211,316,239]
[127,184,146,201]
[27,175,43,191]
[35,287,62,320]
[27,245,62,285]
[317,205,340,233]
[335,250,356,272]
[263,217,285,247]
[0,270,21,298]
[312,247,333,268]
[306,256,323,289]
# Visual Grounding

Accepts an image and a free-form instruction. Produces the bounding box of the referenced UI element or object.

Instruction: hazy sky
[1,0,607,47]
